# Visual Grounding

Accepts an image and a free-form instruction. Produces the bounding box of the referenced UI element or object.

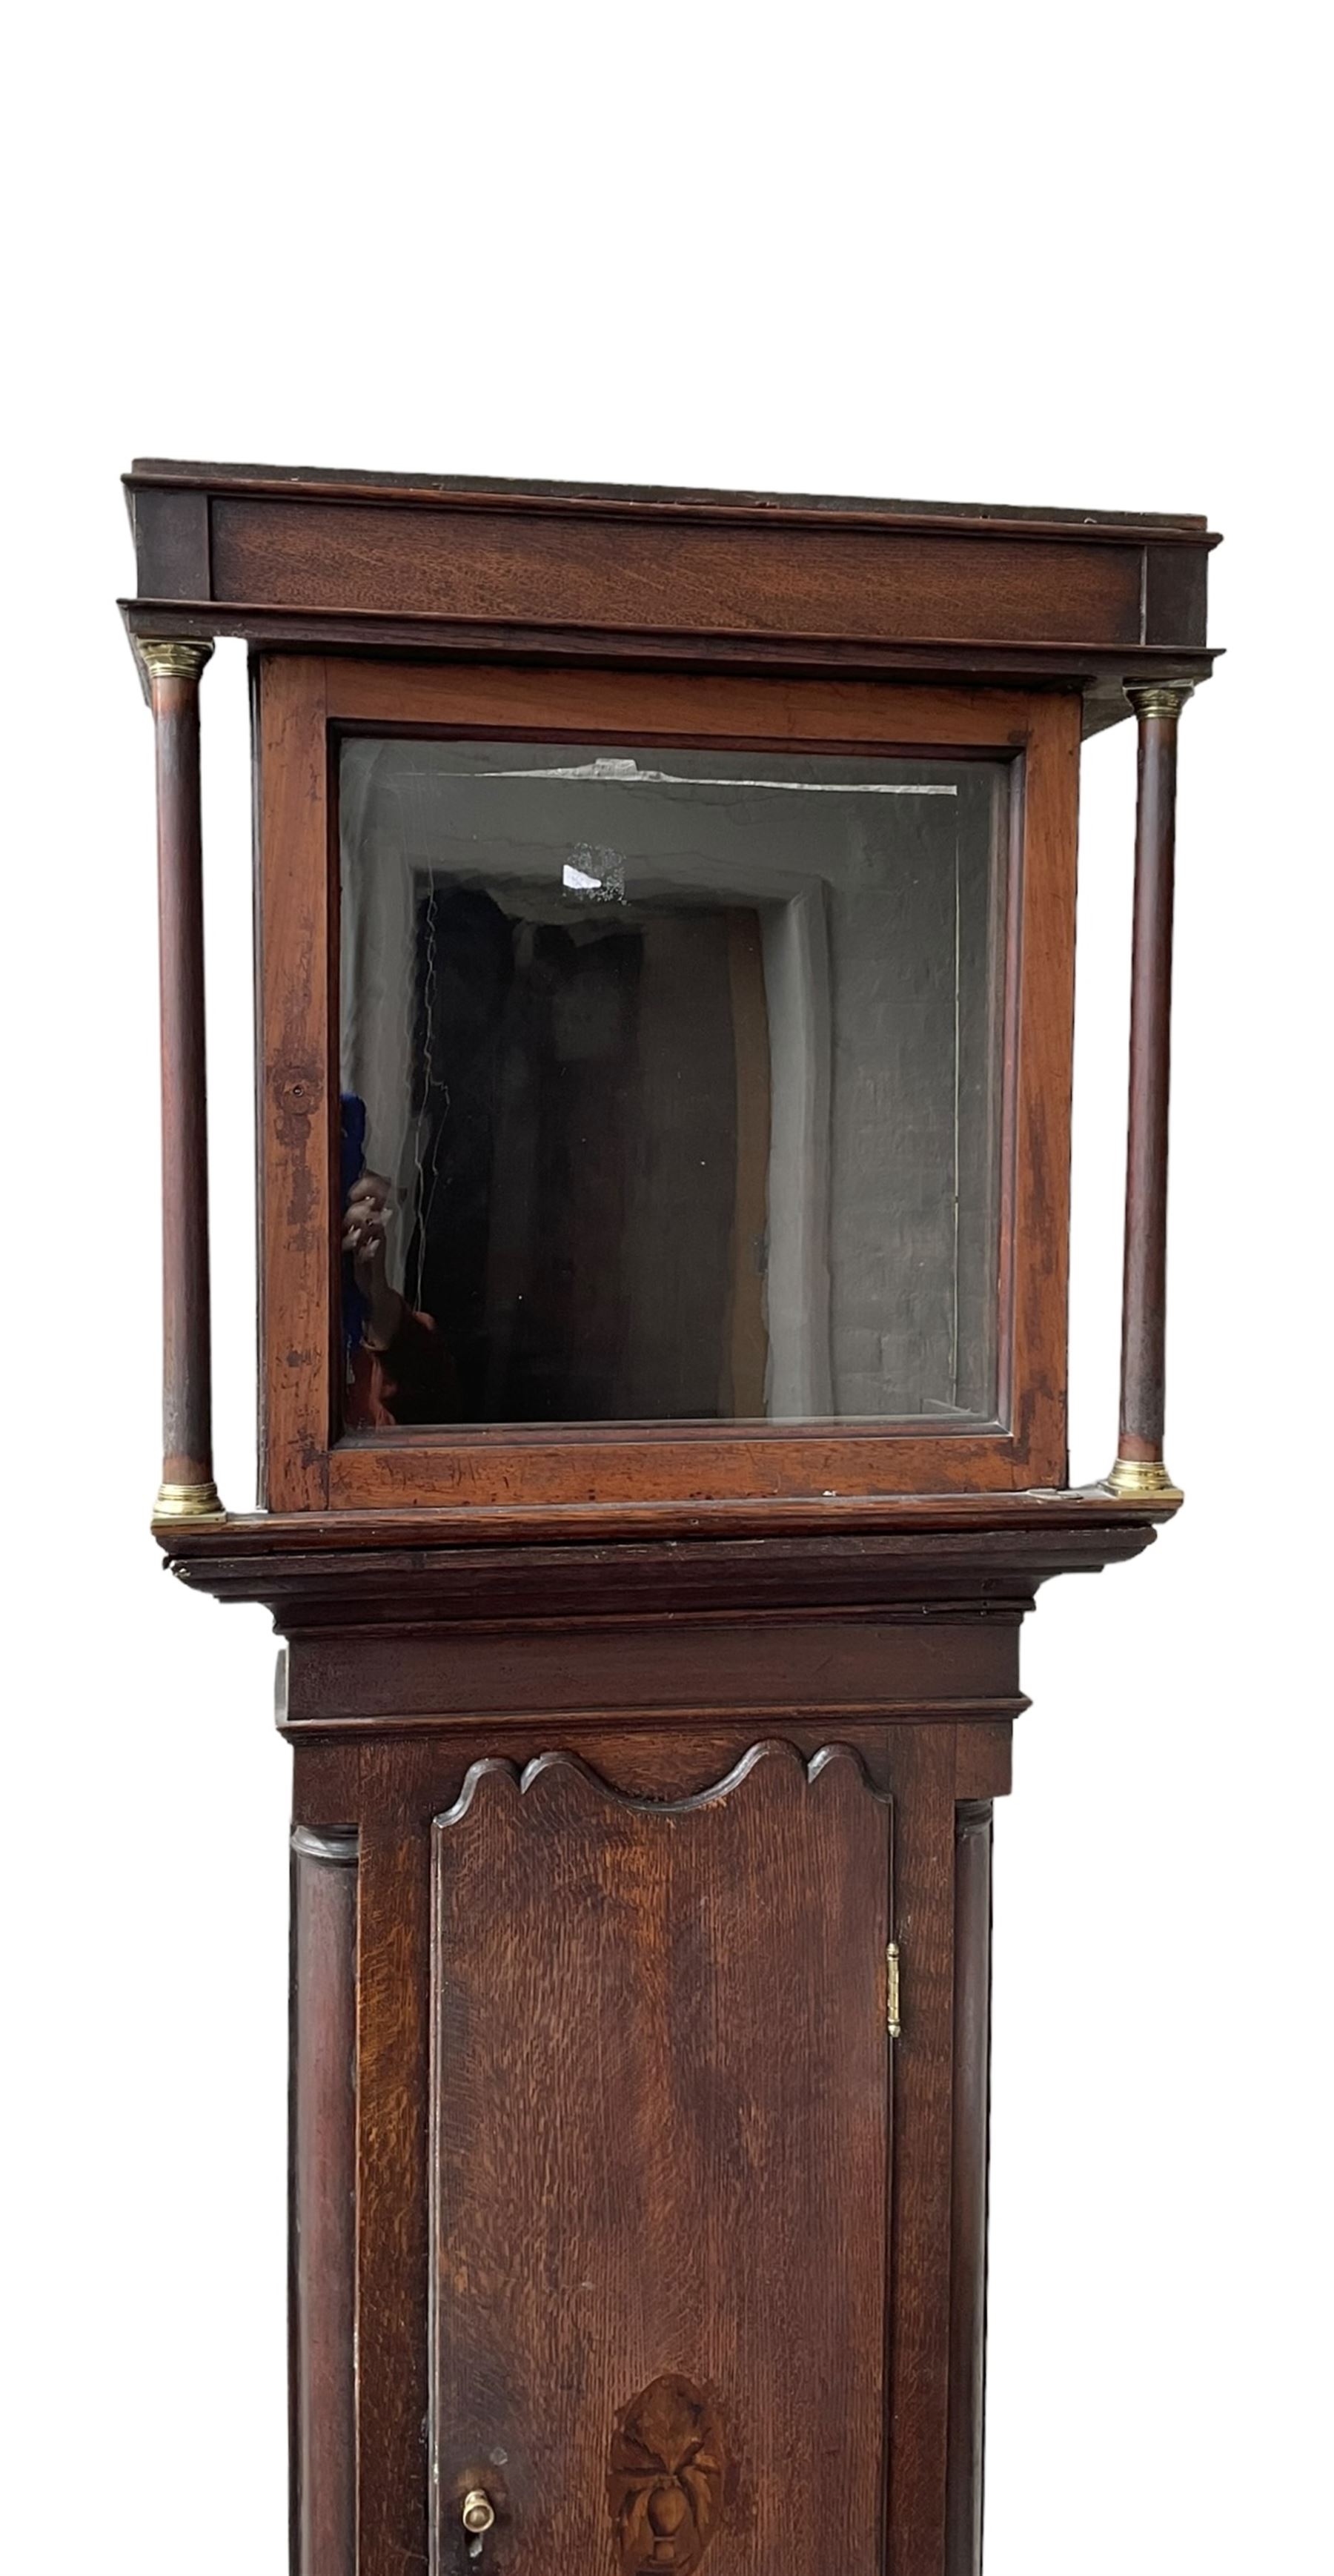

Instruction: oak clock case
[125,460,1217,2576]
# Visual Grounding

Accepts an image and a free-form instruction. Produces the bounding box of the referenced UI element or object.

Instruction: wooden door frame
[323,1717,963,2576]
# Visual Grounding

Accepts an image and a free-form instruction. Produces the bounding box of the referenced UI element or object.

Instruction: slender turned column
[946,1800,994,2576]
[291,1824,359,2576]
[141,639,222,1519]
[1105,682,1192,1503]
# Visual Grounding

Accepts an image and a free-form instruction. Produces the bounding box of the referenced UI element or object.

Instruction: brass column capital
[137,637,215,688]
[1126,682,1194,724]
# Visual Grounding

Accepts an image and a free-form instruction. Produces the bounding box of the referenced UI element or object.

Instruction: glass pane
[339,738,1006,1428]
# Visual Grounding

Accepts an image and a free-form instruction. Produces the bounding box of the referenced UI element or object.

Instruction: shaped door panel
[431,1741,893,2574]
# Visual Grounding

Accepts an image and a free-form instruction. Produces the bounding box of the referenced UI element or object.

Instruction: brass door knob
[462,2490,496,2536]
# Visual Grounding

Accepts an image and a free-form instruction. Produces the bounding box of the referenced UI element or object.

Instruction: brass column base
[1103,1457,1184,1505]
[153,1479,226,1520]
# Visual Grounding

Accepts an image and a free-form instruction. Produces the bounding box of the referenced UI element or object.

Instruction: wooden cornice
[122,459,1220,732]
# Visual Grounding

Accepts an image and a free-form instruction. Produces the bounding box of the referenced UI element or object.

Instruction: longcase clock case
[125,458,1218,2576]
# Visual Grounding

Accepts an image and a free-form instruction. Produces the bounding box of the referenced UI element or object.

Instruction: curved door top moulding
[437,1739,895,1825]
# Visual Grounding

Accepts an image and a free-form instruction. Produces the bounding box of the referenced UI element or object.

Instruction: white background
[2,6,1330,2572]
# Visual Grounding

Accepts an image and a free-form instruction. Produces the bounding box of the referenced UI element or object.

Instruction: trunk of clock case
[285,1614,1013,2576]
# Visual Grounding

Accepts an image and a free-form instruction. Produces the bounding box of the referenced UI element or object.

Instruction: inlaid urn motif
[608,2375,726,2574]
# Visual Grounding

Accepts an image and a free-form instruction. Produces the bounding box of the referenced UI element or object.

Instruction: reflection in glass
[339,740,1006,1428]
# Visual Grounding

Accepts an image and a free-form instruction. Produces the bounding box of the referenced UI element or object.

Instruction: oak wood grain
[323,656,1038,745]
[887,1726,958,2576]
[356,1755,431,2576]
[214,498,1147,651]
[291,1825,358,2576]
[257,657,333,1508]
[430,1744,892,2576]
[946,1803,994,2576]
[1004,691,1081,1486]
[281,1615,1018,1732]
[295,1700,1007,2576]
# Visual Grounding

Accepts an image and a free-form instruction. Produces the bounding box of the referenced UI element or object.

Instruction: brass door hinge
[886,1941,901,2041]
